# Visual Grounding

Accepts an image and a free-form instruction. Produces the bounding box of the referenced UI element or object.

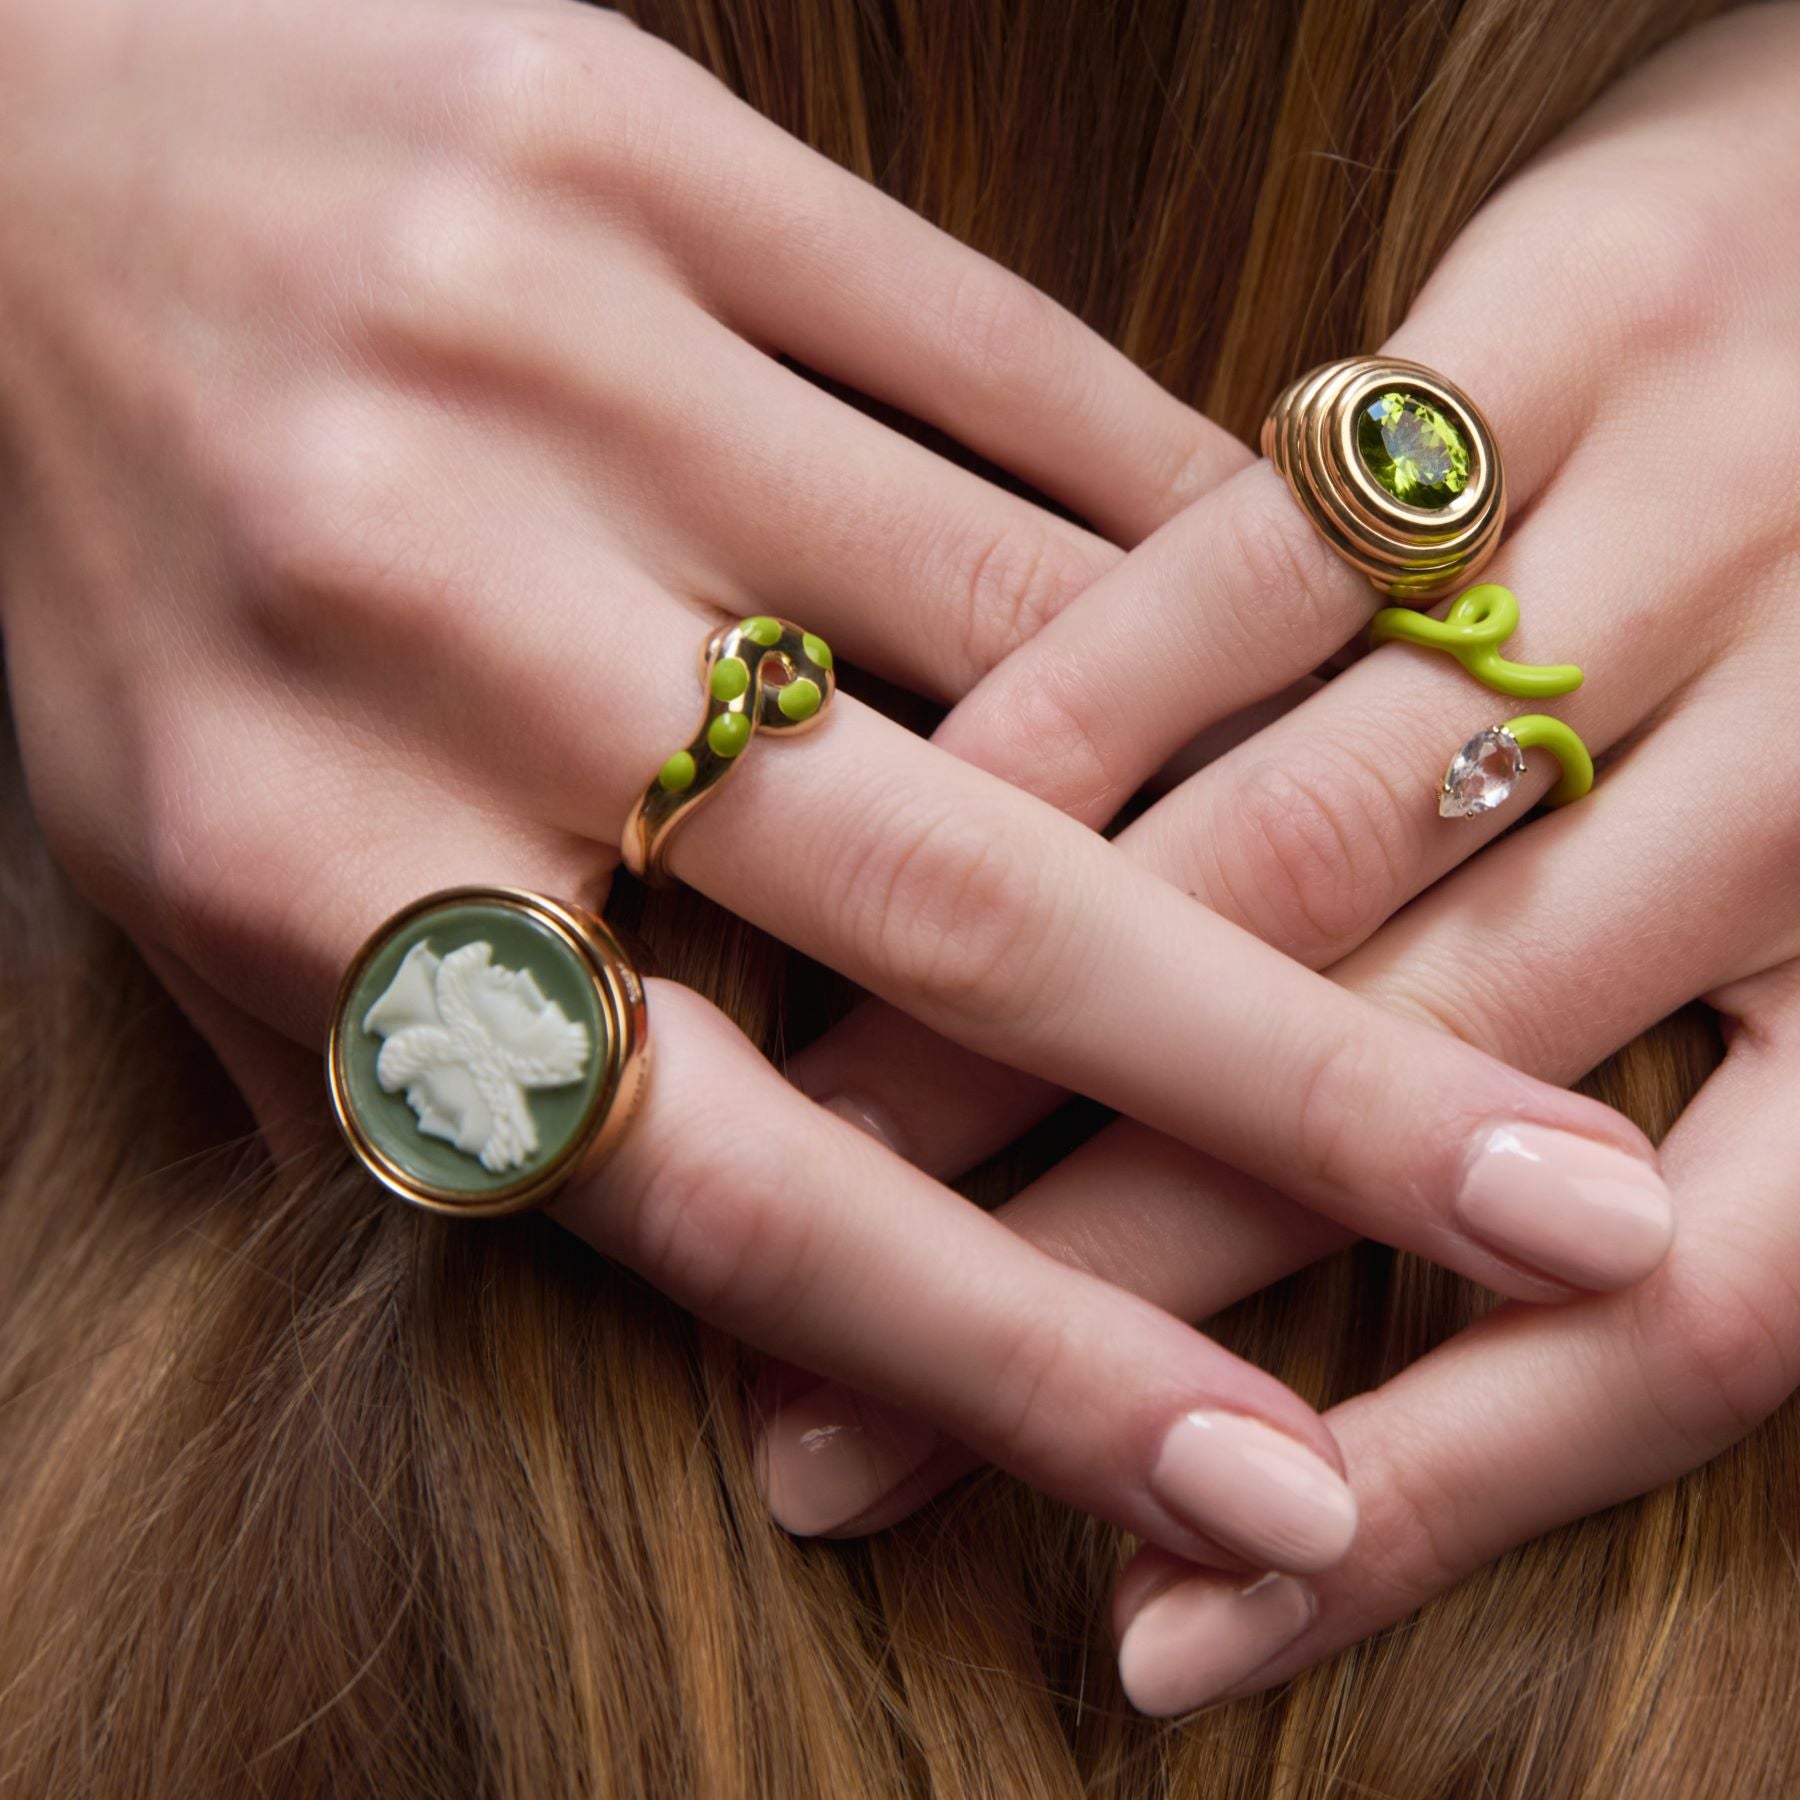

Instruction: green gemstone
[707,712,751,757]
[802,632,833,672]
[709,655,750,702]
[740,615,782,647]
[657,750,697,792]
[777,677,821,722]
[1356,391,1471,509]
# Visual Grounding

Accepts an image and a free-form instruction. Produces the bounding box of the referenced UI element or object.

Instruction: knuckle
[969,652,1130,817]
[225,396,442,650]
[624,1134,818,1336]
[949,521,1108,676]
[1640,1247,1800,1447]
[1338,1407,1477,1608]
[1288,1025,1378,1197]
[346,174,515,364]
[436,10,686,197]
[938,261,1074,402]
[1208,472,1354,667]
[1206,743,1413,961]
[967,1310,1080,1472]
[828,802,1059,1038]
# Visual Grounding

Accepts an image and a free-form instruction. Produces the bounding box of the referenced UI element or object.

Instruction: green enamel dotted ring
[327,888,650,1217]
[622,615,836,886]
[1262,356,1506,601]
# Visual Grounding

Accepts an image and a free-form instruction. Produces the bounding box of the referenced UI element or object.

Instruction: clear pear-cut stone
[1440,727,1525,819]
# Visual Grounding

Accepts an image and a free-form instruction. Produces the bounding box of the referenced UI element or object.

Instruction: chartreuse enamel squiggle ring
[1367,582,1595,819]
[622,615,836,885]
[1371,584,1583,699]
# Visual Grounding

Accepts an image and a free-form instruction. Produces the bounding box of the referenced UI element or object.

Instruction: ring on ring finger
[327,886,650,1217]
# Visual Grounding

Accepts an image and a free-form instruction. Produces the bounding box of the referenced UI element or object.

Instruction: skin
[0,0,1765,1709]
[772,1,1800,1715]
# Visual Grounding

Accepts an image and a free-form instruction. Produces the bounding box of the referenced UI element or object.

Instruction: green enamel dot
[709,656,750,702]
[802,632,833,671]
[708,712,751,757]
[777,677,822,722]
[332,897,609,1201]
[657,750,697,792]
[740,615,782,647]
[1356,391,1471,509]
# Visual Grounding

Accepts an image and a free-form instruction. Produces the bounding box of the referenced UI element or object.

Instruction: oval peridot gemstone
[707,712,751,757]
[709,655,750,702]
[1356,391,1471,509]
[777,676,821,722]
[657,750,697,792]
[740,615,782,647]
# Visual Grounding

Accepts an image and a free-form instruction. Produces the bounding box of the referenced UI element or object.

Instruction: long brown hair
[4,1,1781,1794]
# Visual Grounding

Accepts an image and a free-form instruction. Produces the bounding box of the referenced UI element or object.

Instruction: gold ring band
[1262,356,1506,600]
[327,887,649,1218]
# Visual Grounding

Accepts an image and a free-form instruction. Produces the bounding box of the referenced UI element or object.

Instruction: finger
[564,979,1363,1575]
[755,1123,1353,1539]
[662,698,1674,1301]
[610,33,1243,541]
[768,698,1768,1534]
[785,435,1718,1177]
[1337,681,1800,1075]
[148,774,1365,1577]
[637,311,1125,699]
[922,282,1602,829]
[354,215,1127,704]
[215,405,1674,1300]
[1114,995,1800,1715]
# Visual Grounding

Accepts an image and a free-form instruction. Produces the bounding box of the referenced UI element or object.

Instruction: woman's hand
[0,0,1679,1575]
[772,2,1800,1710]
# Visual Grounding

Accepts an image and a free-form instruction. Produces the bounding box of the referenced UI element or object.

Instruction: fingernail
[1118,1572,1315,1717]
[1149,1411,1358,1574]
[755,1387,941,1536]
[1456,1123,1675,1289]
[820,1094,900,1157]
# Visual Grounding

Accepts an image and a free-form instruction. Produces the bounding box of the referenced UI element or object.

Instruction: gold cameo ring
[1262,356,1506,600]
[327,887,649,1218]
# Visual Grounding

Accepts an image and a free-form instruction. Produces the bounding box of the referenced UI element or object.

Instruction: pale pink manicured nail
[755,1388,941,1536]
[1118,1572,1315,1717]
[820,1094,900,1156]
[1455,1123,1675,1289]
[1149,1411,1358,1574]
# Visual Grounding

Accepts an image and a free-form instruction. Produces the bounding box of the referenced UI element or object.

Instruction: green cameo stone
[1357,391,1471,509]
[334,898,610,1201]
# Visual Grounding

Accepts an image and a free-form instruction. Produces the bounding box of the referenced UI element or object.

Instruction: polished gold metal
[327,887,650,1219]
[622,615,836,886]
[1261,356,1506,600]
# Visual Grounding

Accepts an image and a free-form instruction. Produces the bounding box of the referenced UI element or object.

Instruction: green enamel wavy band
[622,615,836,885]
[1371,584,1583,699]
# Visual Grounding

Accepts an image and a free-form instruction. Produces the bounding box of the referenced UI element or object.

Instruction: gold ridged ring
[1261,357,1506,601]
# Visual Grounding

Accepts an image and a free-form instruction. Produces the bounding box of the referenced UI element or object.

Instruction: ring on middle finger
[621,614,837,886]
[1262,355,1506,601]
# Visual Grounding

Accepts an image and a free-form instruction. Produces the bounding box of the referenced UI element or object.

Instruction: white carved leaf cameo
[362,940,591,1174]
